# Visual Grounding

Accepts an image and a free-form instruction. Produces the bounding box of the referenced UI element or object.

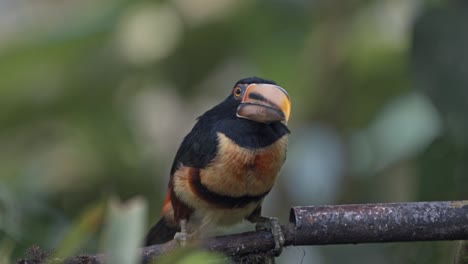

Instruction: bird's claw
[256,217,285,256]
[174,219,190,247]
[174,231,189,247]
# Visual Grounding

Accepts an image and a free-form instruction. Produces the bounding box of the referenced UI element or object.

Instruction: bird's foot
[173,231,189,247]
[174,219,190,247]
[255,216,285,257]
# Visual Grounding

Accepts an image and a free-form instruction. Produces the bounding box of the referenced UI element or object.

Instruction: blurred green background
[0,0,467,263]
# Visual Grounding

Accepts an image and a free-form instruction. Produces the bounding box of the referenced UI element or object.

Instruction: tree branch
[18,200,468,264]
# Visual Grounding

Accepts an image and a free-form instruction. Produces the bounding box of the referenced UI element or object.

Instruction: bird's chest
[200,133,287,197]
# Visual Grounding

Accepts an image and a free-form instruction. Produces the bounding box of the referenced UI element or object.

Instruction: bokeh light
[0,0,466,263]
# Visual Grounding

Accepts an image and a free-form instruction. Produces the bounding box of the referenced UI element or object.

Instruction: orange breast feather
[200,133,288,197]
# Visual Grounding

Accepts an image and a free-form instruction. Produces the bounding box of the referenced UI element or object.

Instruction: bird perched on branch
[145,77,291,254]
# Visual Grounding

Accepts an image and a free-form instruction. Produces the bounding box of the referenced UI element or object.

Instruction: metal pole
[290,200,468,245]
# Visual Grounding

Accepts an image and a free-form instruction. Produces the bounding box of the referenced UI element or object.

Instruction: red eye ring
[233,87,242,98]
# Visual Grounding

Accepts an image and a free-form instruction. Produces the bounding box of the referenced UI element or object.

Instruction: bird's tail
[145,216,179,246]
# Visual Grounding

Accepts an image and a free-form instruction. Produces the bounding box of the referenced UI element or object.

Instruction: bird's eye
[233,86,242,99]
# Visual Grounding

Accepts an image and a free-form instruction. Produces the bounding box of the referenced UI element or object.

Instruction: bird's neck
[198,99,290,149]
[216,119,289,149]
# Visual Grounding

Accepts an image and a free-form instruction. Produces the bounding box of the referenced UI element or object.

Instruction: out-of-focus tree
[0,0,466,263]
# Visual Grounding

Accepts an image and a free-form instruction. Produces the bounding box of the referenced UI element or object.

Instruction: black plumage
[169,77,289,174]
[145,77,290,246]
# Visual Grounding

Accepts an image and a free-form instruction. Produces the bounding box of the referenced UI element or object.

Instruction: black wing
[169,119,218,176]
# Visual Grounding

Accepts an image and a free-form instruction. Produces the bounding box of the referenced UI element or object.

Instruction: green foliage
[155,247,227,264]
[0,0,466,264]
[101,198,147,264]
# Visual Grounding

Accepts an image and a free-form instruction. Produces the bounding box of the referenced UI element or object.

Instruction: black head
[197,77,291,148]
[235,77,277,86]
[231,77,290,123]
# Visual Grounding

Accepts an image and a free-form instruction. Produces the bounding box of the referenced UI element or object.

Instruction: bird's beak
[236,84,291,124]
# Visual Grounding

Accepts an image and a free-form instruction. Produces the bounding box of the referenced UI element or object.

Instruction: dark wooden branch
[18,200,468,264]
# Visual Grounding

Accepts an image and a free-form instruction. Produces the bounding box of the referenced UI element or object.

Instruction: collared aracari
[145,77,291,253]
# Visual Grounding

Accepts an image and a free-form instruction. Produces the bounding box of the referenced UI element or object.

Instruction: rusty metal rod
[17,201,468,263]
[289,200,468,245]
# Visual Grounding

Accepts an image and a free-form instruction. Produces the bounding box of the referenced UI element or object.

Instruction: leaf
[100,197,147,264]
